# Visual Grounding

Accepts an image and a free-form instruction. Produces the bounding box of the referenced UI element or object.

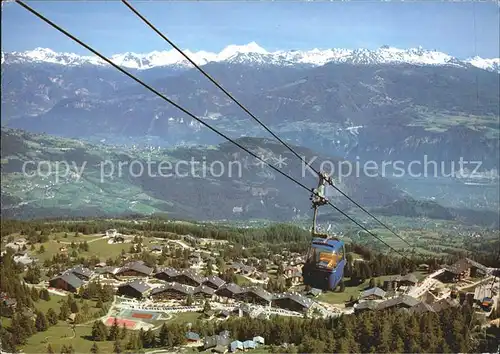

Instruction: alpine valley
[1,43,499,221]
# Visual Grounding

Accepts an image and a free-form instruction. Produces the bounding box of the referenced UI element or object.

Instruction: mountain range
[2,42,500,71]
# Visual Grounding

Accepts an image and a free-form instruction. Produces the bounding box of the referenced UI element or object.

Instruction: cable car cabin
[302,237,346,291]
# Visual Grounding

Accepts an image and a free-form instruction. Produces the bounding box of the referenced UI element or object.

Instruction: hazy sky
[2,1,499,58]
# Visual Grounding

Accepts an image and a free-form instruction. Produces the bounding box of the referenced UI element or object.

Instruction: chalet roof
[410,302,436,315]
[119,279,151,294]
[52,272,84,289]
[118,261,153,276]
[186,332,200,341]
[253,336,265,345]
[151,282,195,296]
[377,295,419,310]
[204,331,231,349]
[355,300,378,311]
[69,265,93,278]
[243,340,256,349]
[193,285,215,296]
[216,283,242,295]
[241,286,272,302]
[231,262,255,273]
[204,275,226,288]
[360,287,386,299]
[155,267,179,277]
[175,269,205,284]
[306,288,322,296]
[431,298,459,312]
[231,340,244,352]
[284,293,314,309]
[444,258,487,275]
[474,285,492,301]
[150,245,163,251]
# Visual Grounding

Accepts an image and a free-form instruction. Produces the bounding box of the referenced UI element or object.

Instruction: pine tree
[70,301,79,313]
[109,317,119,341]
[113,340,122,354]
[120,323,127,340]
[47,343,54,354]
[91,320,108,341]
[203,300,211,314]
[158,324,168,347]
[90,342,99,354]
[369,277,376,288]
[35,311,49,332]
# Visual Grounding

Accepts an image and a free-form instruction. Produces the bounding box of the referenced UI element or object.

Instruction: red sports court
[105,317,137,329]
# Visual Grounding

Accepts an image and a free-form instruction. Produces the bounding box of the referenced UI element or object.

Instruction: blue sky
[2,1,499,58]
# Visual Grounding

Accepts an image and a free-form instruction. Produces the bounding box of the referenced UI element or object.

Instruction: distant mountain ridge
[2,42,499,72]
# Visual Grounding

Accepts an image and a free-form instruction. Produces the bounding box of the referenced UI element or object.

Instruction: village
[2,227,499,353]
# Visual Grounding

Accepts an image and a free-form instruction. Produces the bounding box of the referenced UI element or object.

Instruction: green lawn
[34,295,67,313]
[29,236,153,262]
[166,312,202,325]
[317,275,394,304]
[20,323,118,354]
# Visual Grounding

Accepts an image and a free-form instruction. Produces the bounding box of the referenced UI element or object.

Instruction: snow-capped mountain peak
[3,42,499,73]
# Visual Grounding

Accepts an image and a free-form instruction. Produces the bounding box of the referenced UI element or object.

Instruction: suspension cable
[121,0,413,249]
[16,0,408,258]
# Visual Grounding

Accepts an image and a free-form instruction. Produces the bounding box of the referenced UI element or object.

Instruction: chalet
[254,272,269,281]
[112,235,125,243]
[13,254,35,266]
[230,340,244,352]
[150,283,194,300]
[431,298,460,312]
[116,261,153,277]
[193,285,215,300]
[233,303,254,318]
[68,265,93,281]
[150,245,163,254]
[284,267,297,277]
[354,300,378,313]
[305,288,322,297]
[418,264,430,272]
[154,267,179,282]
[376,295,420,311]
[215,283,243,300]
[272,293,314,312]
[106,229,117,237]
[171,269,205,287]
[359,287,386,301]
[204,330,231,351]
[383,274,418,290]
[117,280,151,299]
[216,310,230,319]
[231,262,256,276]
[288,271,303,285]
[243,340,257,350]
[186,332,201,343]
[236,286,272,306]
[253,336,265,345]
[203,275,226,290]
[49,272,84,293]
[436,258,487,283]
[410,302,436,315]
[473,285,492,306]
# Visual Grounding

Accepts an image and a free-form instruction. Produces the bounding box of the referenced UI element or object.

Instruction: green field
[27,234,154,262]
[317,275,394,304]
[20,324,117,354]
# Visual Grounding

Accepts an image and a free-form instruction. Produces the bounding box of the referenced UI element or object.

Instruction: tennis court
[119,308,161,321]
[105,317,138,329]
